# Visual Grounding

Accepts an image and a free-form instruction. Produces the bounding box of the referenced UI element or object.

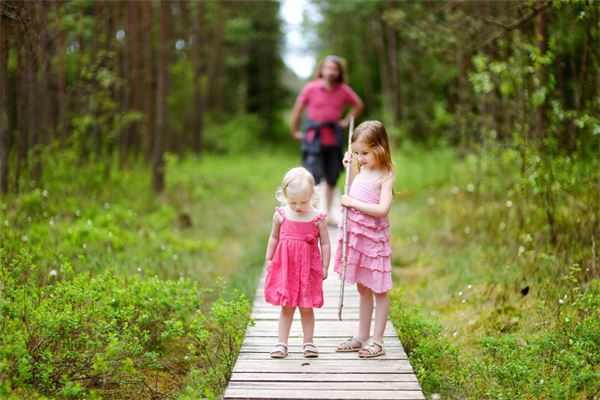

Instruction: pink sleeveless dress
[264,208,327,308]
[334,178,392,293]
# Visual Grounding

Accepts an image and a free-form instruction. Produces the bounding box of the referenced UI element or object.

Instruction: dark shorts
[302,145,343,186]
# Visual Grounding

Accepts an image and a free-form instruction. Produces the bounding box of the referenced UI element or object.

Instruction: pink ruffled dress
[264,208,327,308]
[334,178,392,293]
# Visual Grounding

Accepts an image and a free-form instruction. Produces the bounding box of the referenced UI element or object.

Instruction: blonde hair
[352,120,395,175]
[275,167,319,208]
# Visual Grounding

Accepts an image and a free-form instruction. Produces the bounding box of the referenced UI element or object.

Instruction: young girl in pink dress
[334,121,395,358]
[264,167,331,359]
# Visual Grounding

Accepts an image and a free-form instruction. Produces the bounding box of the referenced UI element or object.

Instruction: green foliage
[202,114,266,154]
[0,250,253,399]
[389,143,599,399]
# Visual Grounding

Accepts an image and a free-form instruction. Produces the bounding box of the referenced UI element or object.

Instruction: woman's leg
[278,306,296,344]
[298,307,315,343]
[356,283,373,342]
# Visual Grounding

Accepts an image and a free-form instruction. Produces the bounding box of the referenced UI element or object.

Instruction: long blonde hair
[275,167,319,208]
[352,121,394,175]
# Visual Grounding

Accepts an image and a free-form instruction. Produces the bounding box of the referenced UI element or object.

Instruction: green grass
[389,143,599,399]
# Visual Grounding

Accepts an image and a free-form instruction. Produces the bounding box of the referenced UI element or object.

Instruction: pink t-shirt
[296,80,361,146]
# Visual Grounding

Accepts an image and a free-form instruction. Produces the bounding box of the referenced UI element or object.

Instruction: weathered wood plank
[223,388,425,400]
[228,372,419,382]
[227,381,422,390]
[232,359,416,374]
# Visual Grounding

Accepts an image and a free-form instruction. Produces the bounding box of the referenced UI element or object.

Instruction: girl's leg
[278,306,296,344]
[356,283,373,342]
[371,290,389,343]
[298,307,315,344]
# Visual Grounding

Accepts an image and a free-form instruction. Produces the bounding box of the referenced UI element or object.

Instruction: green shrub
[0,251,252,399]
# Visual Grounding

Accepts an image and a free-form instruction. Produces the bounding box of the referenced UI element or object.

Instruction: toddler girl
[334,120,395,358]
[264,167,331,358]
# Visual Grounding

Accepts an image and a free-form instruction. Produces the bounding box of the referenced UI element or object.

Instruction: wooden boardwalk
[224,226,424,400]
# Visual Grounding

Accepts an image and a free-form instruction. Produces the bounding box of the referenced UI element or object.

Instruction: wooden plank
[227,381,422,390]
[228,372,418,382]
[223,388,425,400]
[232,359,416,374]
[239,337,405,348]
[236,350,407,360]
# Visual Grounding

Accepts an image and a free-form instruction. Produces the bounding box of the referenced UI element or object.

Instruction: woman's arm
[265,212,282,267]
[340,174,395,218]
[317,219,331,280]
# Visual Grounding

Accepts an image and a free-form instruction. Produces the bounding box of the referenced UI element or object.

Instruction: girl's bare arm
[317,218,331,280]
[265,212,281,266]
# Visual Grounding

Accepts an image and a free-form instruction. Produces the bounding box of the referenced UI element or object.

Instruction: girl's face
[352,141,377,170]
[286,188,313,214]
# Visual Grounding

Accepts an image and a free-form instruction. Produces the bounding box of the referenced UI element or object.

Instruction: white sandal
[336,337,365,352]
[270,343,288,359]
[358,341,385,358]
[303,342,319,358]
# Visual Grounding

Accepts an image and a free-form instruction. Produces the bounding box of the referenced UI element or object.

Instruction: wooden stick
[338,116,354,321]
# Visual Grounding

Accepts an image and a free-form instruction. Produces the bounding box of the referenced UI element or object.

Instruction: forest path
[223,220,424,400]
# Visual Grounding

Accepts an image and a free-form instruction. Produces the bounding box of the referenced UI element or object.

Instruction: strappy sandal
[358,341,385,358]
[303,343,319,358]
[270,343,288,359]
[335,337,365,352]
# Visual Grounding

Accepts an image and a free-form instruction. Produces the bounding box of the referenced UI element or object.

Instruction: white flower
[412,235,419,243]
[21,235,28,242]
[451,186,460,194]
[452,331,458,337]
[464,226,471,234]
[137,267,142,272]
[431,394,441,400]
[518,246,525,256]
[458,291,464,297]
[104,202,110,209]
[559,299,564,304]
[466,183,475,192]
[427,197,435,206]
[506,200,513,208]
[49,219,54,226]
[42,190,48,197]
[467,284,472,289]
[49,269,58,277]
[82,243,87,250]
[76,210,81,217]
[462,299,466,303]
[499,222,506,230]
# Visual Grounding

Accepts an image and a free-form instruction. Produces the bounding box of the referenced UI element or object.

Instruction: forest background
[0,1,598,399]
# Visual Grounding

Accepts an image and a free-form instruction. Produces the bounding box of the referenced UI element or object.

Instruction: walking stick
[338,116,354,321]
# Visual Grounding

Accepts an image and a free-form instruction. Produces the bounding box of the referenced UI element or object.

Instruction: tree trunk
[533,0,547,142]
[26,2,41,183]
[191,0,205,155]
[141,0,154,158]
[0,3,9,194]
[54,0,66,139]
[384,0,401,124]
[153,0,171,193]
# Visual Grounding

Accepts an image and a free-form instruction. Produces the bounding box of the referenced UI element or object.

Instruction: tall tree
[0,0,9,193]
[152,0,171,192]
